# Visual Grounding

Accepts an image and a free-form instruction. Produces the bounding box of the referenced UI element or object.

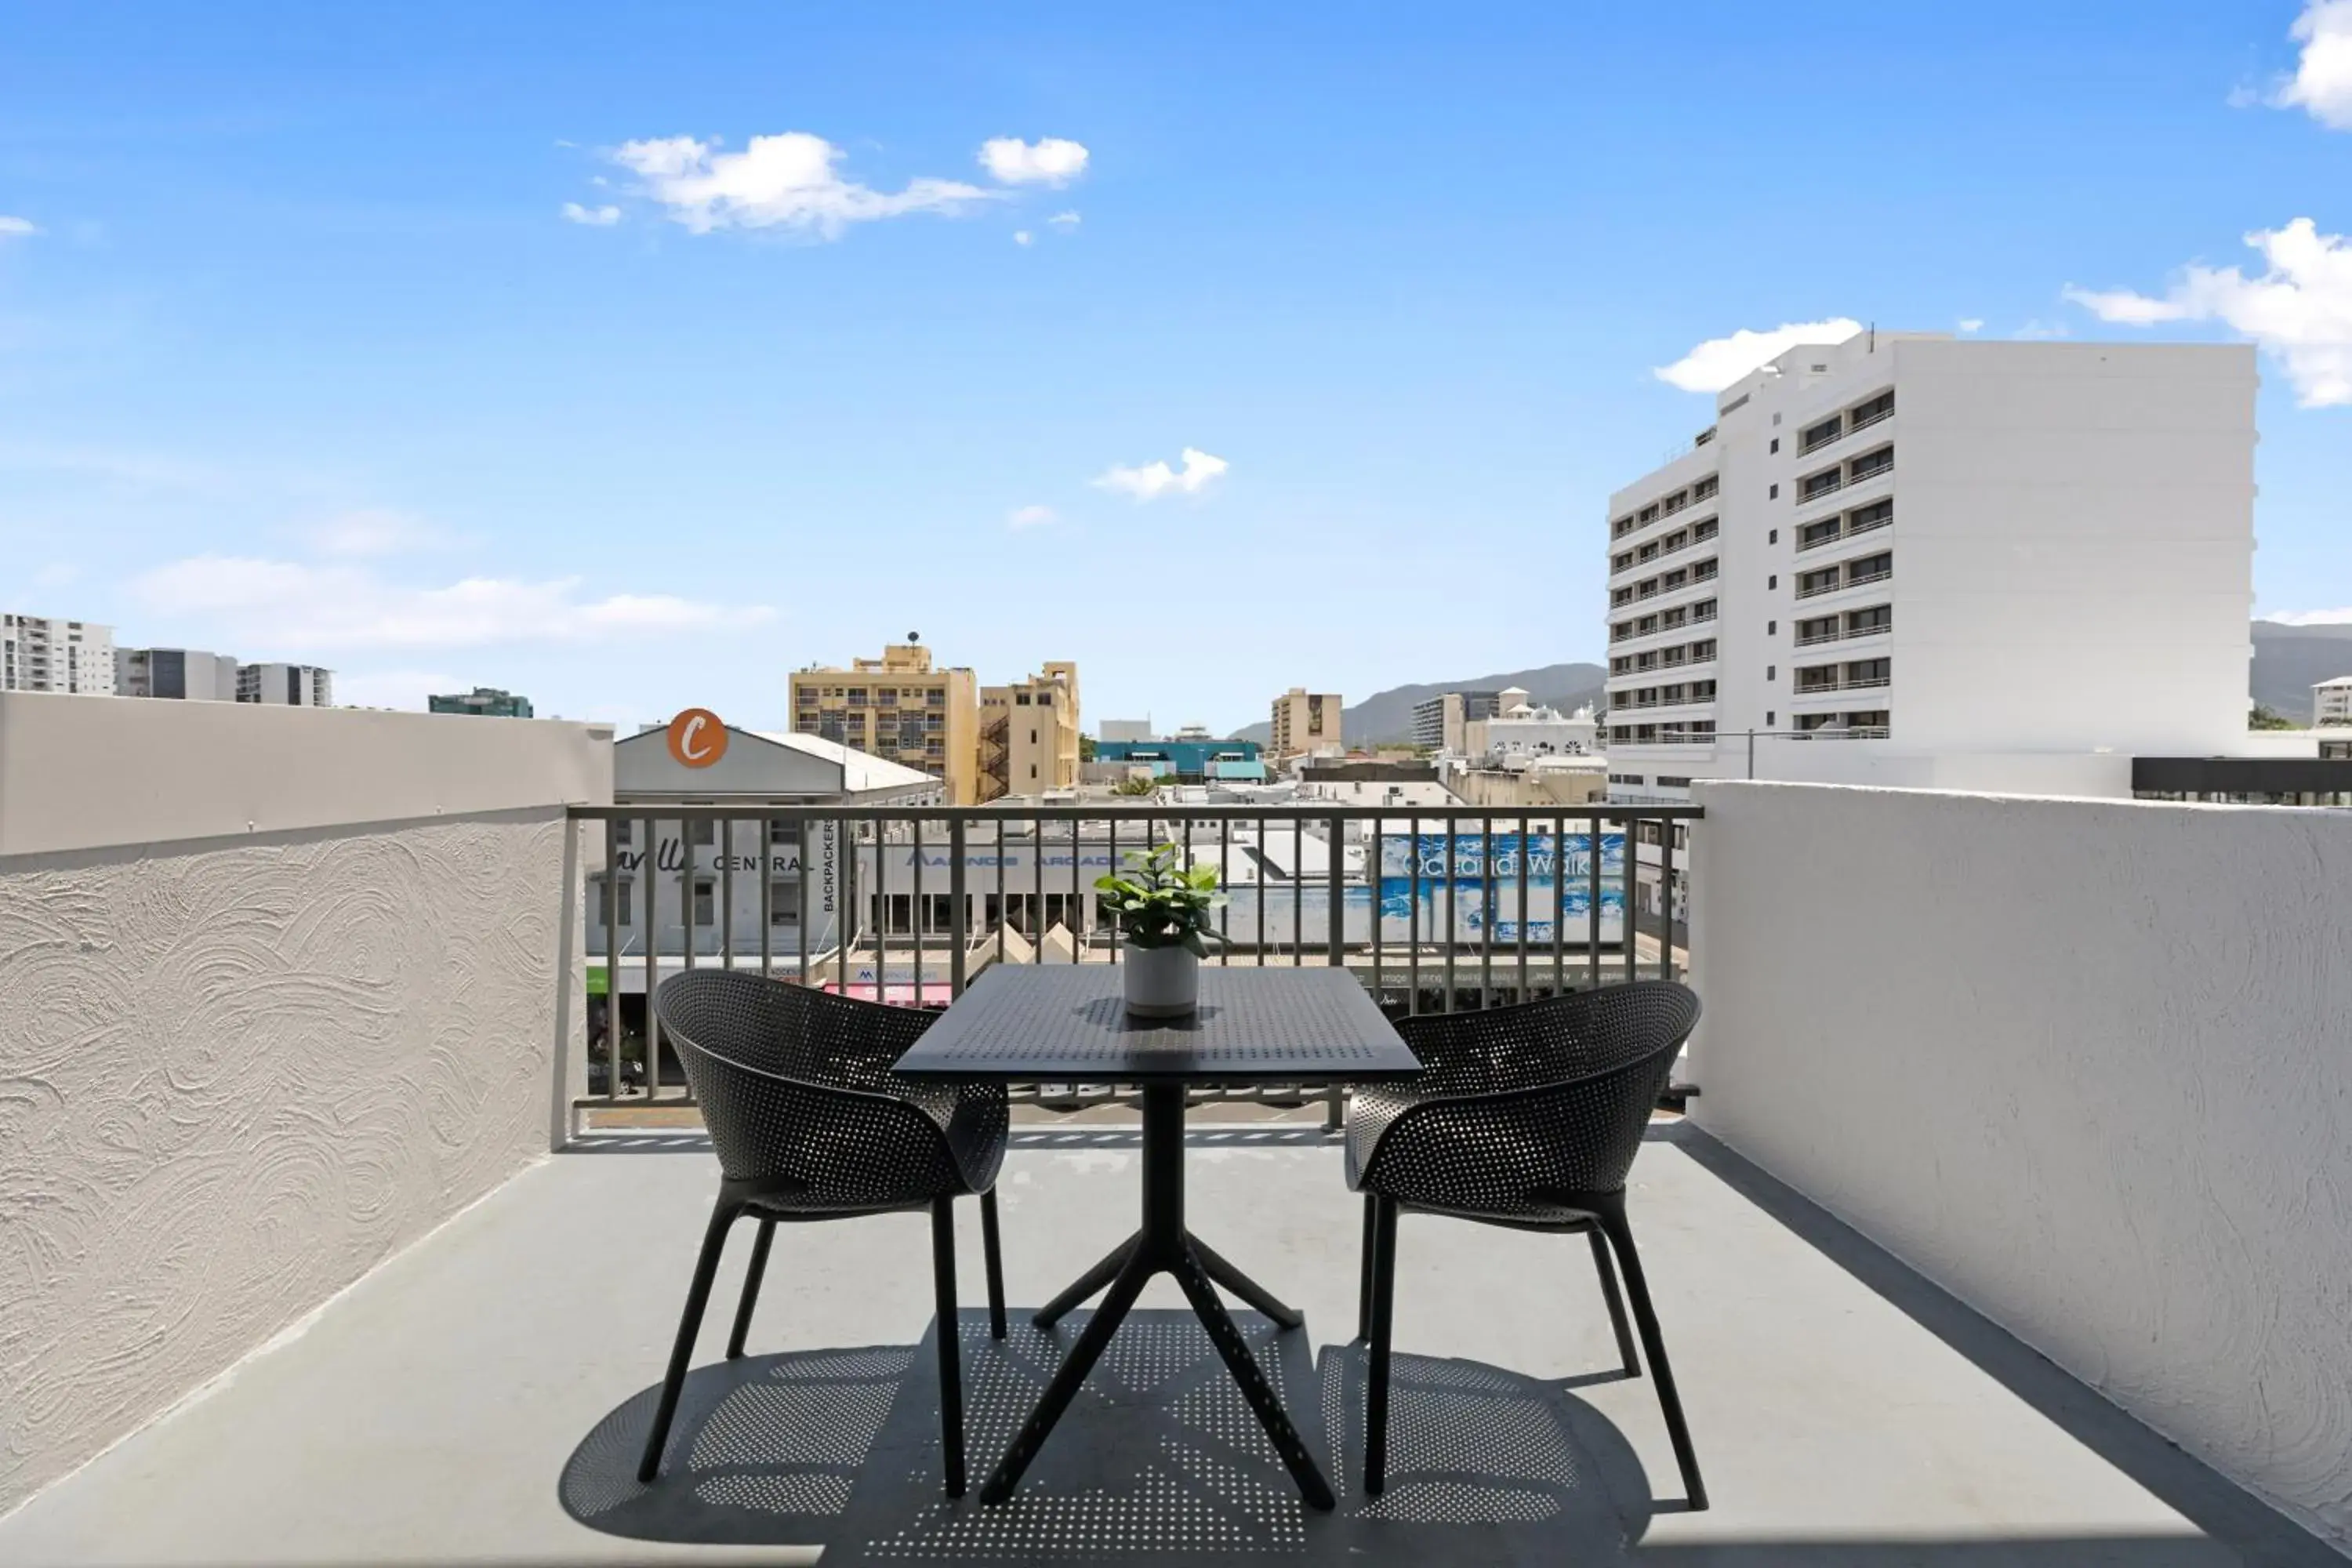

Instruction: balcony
[3,699,2347,1566]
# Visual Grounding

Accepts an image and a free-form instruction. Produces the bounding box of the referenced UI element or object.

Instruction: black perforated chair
[1348,980,1707,1509]
[637,971,1009,1497]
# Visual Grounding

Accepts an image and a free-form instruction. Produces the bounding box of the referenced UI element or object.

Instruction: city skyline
[2,2,2348,734]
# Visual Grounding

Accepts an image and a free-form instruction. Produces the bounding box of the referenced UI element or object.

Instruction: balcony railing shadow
[560,1308,1656,1563]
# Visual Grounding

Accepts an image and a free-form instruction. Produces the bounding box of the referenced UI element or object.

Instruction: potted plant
[1095,842,1225,1018]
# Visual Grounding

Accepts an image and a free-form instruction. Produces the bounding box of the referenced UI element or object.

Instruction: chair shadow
[558,1309,1655,1564]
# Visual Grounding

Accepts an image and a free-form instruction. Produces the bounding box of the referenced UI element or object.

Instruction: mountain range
[1223,622,2352,746]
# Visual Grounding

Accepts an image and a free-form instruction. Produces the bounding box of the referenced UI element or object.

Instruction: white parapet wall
[1687,780,2352,1551]
[0,694,612,1518]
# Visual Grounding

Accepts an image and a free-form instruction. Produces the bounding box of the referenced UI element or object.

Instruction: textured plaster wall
[1689,782,2352,1551]
[0,810,580,1517]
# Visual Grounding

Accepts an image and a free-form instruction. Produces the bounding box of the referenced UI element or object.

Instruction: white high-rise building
[238,662,335,706]
[2,615,117,695]
[118,647,242,701]
[1602,335,2256,802]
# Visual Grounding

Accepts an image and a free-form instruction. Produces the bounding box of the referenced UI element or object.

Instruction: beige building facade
[980,660,1081,800]
[1269,687,1342,759]
[789,642,981,804]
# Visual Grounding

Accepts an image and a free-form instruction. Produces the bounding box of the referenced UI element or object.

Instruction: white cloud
[2265,607,2352,625]
[1013,230,1033,246]
[561,201,621,227]
[2277,1,2352,129]
[132,556,775,652]
[1094,448,1229,501]
[1651,318,1864,393]
[308,507,458,557]
[1048,210,1081,228]
[1958,318,1985,334]
[978,137,1090,187]
[610,132,992,238]
[0,216,38,239]
[2061,218,2352,406]
[1007,504,1056,530]
[2013,318,2074,340]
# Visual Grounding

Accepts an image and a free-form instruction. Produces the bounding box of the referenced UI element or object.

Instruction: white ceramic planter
[1123,942,1200,1018]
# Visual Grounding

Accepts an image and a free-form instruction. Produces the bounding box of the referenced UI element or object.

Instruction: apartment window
[1639,503,1660,523]
[594,880,633,927]
[1766,711,1776,726]
[1691,681,1716,699]
[1769,437,1780,454]
[1847,605,1893,636]
[1690,639,1716,660]
[1769,484,1779,499]
[1693,559,1719,580]
[688,819,717,847]
[1800,414,1843,452]
[1768,529,1778,545]
[1849,447,1894,484]
[691,880,716,926]
[1609,772,1644,785]
[1767,619,1777,634]
[1613,551,1635,572]
[1695,517,1719,542]
[1799,517,1843,550]
[1693,476,1719,499]
[1848,498,1893,535]
[1846,657,1892,688]
[1797,615,1839,644]
[769,884,798,927]
[1850,390,1894,428]
[1796,664,1840,693]
[1612,515,1637,538]
[1657,775,1692,789]
[1766,665,1777,681]
[1768,575,1777,590]
[1638,542,1661,562]
[1797,565,1842,597]
[615,820,633,846]
[1016,692,1032,705]
[768,820,799,844]
[1848,550,1893,585]
[1611,586,1635,608]
[1799,467,1842,501]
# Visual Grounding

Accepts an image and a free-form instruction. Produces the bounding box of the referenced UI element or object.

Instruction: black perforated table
[894,966,1421,1509]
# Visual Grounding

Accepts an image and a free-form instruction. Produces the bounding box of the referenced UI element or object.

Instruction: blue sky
[2,1,2347,734]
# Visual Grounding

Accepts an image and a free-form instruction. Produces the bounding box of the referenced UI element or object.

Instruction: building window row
[1795,656,1892,695]
[1795,441,1895,506]
[1797,387,1896,456]
[1610,601,1717,663]
[1620,678,1718,710]
[1610,555,1719,612]
[1795,550,1893,600]
[1793,604,1893,647]
[1610,474,1723,541]
[1796,496,1893,552]
[1613,637,1718,677]
[1793,708,1891,737]
[1612,517,1719,576]
[1608,719,1717,746]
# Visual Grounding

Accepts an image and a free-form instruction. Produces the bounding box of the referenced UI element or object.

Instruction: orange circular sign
[666,709,728,768]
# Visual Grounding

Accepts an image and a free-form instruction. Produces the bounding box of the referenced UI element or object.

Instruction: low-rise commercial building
[1465,691,1601,764]
[1093,736,1264,782]
[430,687,535,718]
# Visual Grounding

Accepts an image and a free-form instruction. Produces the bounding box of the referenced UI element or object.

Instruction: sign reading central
[666,708,728,768]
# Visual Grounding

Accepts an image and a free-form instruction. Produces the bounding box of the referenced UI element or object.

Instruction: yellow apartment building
[980,661,1081,800]
[789,641,981,804]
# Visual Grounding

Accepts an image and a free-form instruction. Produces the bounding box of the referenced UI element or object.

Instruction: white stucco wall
[1688,781,2352,1551]
[0,697,609,1518]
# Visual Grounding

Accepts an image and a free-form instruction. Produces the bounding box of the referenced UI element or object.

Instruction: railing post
[949,815,968,999]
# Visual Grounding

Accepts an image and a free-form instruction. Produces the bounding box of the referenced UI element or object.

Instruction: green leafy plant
[1094,843,1228,955]
[1111,774,1156,796]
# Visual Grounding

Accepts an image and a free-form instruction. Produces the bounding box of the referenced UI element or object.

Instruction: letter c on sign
[666,708,728,768]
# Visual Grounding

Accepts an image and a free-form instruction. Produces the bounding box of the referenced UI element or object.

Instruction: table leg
[980,1083,1335,1511]
[1031,1233,1139,1330]
[1188,1236,1306,1330]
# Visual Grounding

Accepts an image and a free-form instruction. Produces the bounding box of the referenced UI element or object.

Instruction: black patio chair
[637,971,1009,1497]
[1348,980,1707,1509]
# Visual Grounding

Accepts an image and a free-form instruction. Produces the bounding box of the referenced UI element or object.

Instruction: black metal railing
[570,801,1700,1120]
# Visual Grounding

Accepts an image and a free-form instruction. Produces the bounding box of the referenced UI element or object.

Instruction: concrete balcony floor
[0,1122,2330,1567]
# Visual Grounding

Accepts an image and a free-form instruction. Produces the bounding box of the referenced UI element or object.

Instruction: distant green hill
[2252,621,2352,721]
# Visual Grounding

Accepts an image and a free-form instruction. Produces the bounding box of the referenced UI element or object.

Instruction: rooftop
[2,1119,2328,1568]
